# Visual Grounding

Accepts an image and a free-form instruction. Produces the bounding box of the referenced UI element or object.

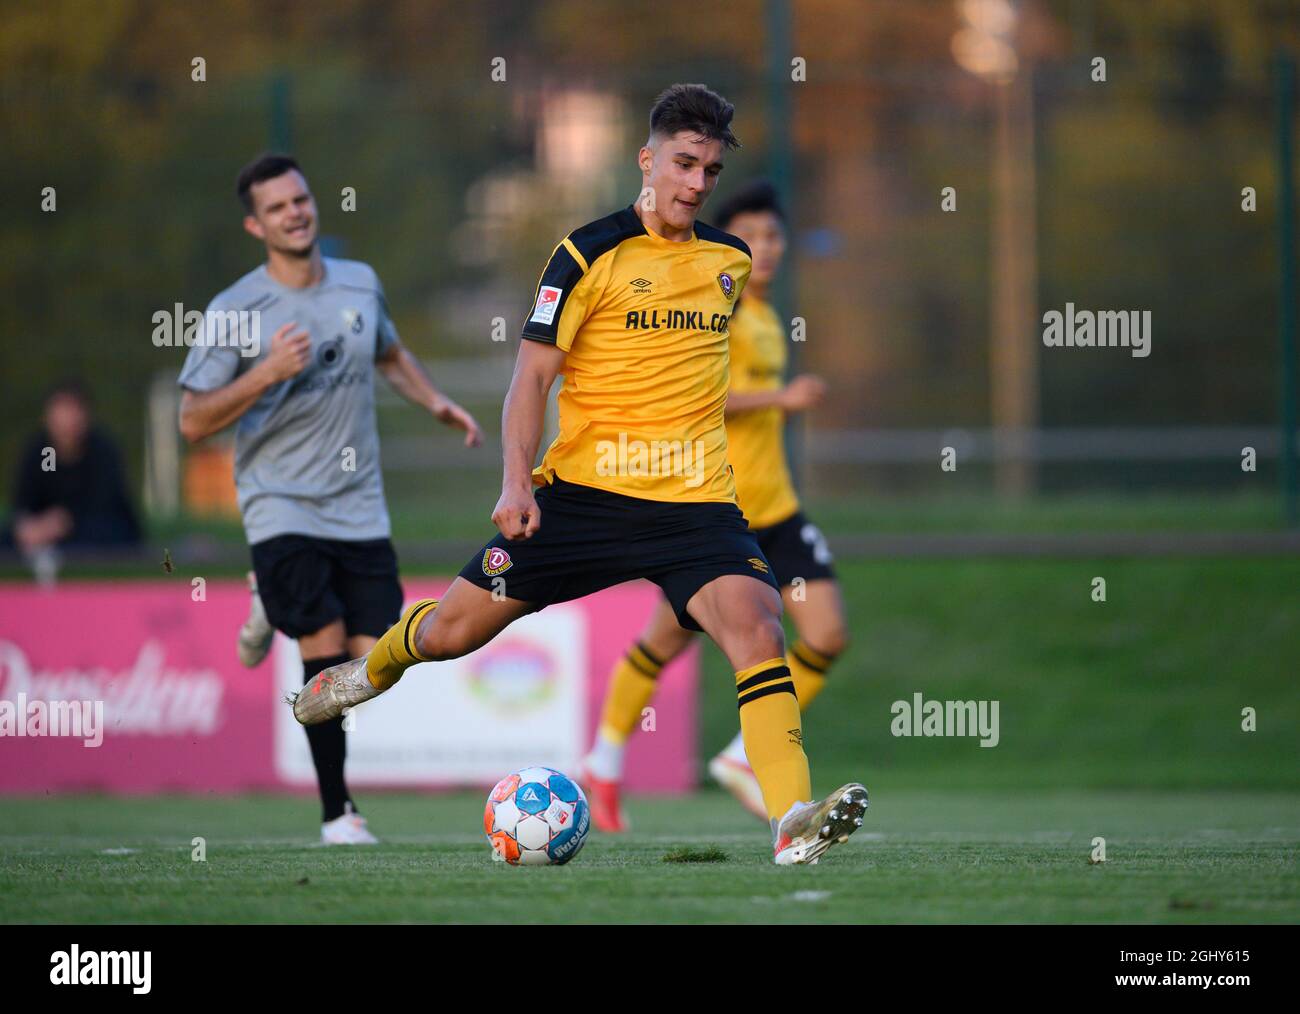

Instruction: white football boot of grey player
[707,754,768,822]
[237,571,275,668]
[287,655,378,725]
[321,803,379,846]
[772,783,869,865]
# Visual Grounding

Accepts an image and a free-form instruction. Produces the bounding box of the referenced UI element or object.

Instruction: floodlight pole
[989,66,1039,498]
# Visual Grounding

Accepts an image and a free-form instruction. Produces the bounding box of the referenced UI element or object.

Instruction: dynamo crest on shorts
[482,546,513,576]
[717,271,735,300]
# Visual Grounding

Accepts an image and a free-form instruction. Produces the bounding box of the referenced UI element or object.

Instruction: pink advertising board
[0,580,698,794]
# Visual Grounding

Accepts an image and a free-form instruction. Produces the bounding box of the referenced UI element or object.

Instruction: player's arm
[178,322,309,443]
[725,374,827,418]
[491,230,599,539]
[491,339,565,541]
[375,341,484,448]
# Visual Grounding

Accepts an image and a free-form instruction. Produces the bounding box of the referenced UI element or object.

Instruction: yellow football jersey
[521,205,751,504]
[725,295,800,529]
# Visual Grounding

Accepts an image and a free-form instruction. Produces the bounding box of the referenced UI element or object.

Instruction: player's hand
[492,486,541,541]
[259,322,311,383]
[781,374,827,412]
[433,397,485,448]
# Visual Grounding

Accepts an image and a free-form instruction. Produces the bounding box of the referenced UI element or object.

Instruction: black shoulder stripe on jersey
[519,207,645,344]
[519,243,585,344]
[694,219,752,258]
[566,205,646,269]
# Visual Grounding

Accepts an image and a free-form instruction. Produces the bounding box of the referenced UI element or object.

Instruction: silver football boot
[772,783,869,865]
[286,655,379,726]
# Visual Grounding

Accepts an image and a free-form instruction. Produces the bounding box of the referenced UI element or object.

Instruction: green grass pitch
[0,790,1296,923]
[2,555,1297,923]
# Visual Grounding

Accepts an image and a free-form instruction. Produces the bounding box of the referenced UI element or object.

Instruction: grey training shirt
[178,257,399,545]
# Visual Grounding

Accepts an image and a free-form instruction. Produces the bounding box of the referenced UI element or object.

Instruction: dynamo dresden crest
[482,546,513,576]
[716,271,735,299]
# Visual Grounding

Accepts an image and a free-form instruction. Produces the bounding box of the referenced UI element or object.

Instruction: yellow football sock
[366,598,439,690]
[736,657,810,820]
[788,639,836,711]
[597,642,664,744]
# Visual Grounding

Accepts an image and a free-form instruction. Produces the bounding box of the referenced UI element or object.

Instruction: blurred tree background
[3,0,1300,552]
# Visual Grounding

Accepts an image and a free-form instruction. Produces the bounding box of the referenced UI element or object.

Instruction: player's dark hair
[236,153,303,213]
[648,83,741,150]
[711,179,785,230]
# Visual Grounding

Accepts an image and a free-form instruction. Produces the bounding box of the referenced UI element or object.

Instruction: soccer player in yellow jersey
[582,181,851,832]
[288,84,867,864]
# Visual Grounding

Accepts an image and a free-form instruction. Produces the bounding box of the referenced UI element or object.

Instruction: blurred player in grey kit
[177,153,483,844]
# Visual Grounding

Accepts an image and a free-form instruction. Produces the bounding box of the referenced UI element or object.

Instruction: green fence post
[765,0,802,489]
[1276,50,1298,527]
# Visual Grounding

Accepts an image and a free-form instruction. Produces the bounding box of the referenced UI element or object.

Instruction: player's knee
[812,625,849,659]
[647,625,693,662]
[414,614,469,662]
[750,613,785,661]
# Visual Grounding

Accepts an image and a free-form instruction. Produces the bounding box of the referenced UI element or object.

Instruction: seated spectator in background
[8,380,142,554]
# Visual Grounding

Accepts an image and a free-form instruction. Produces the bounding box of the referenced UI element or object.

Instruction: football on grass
[484,766,590,866]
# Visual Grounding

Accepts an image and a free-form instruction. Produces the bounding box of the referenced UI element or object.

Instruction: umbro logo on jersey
[629,277,652,293]
[748,557,770,574]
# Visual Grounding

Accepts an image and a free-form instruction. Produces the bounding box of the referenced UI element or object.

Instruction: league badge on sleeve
[529,285,563,325]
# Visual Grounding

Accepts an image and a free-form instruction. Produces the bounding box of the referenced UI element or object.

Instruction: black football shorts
[752,510,837,587]
[456,478,778,631]
[249,534,404,640]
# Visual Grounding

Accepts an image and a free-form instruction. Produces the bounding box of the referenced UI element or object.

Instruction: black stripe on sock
[791,643,832,674]
[737,680,797,709]
[626,648,661,678]
[736,664,791,695]
[635,641,665,669]
[403,601,437,662]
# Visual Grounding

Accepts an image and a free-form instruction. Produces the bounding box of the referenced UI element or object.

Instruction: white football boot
[321,803,379,845]
[707,754,769,822]
[237,571,275,668]
[287,655,379,726]
[772,783,869,865]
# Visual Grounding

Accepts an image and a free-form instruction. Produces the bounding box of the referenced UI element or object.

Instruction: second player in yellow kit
[725,292,800,528]
[582,180,854,832]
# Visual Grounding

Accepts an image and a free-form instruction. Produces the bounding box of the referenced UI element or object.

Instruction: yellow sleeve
[520,237,606,352]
